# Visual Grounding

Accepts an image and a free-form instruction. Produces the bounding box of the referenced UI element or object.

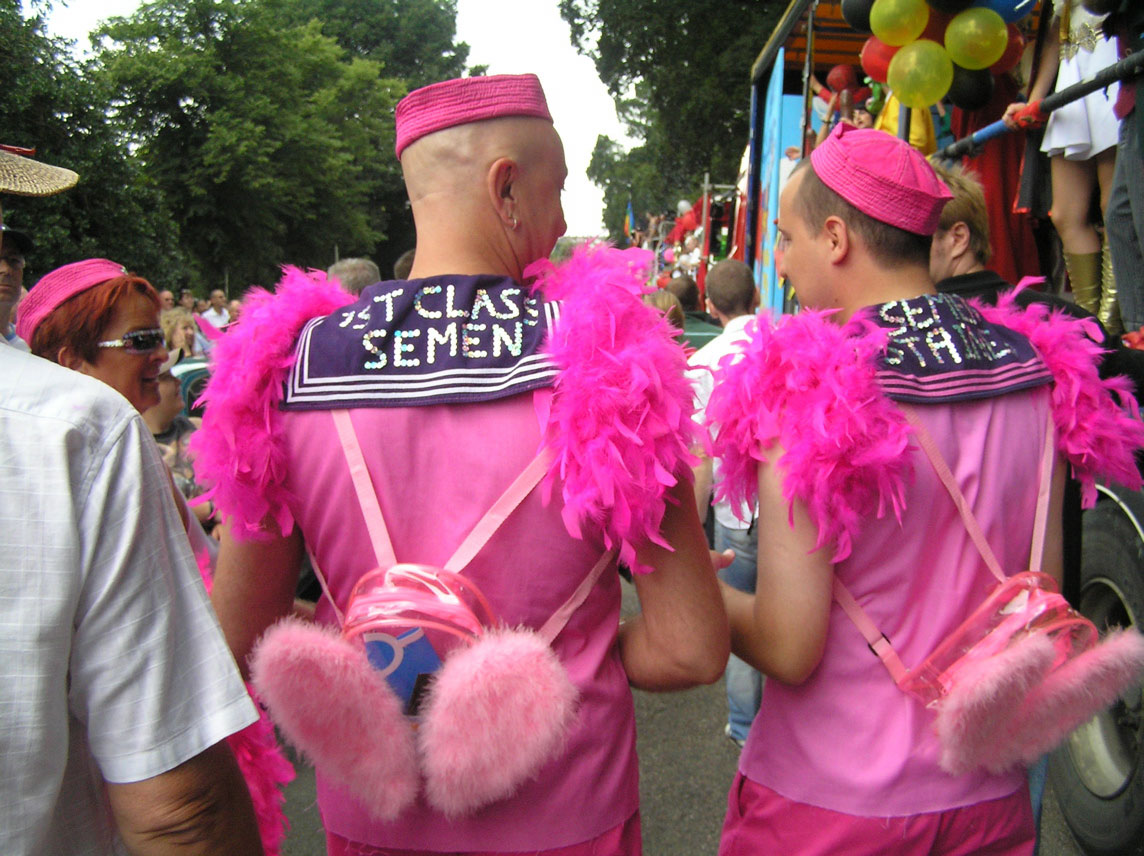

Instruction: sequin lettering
[462,323,487,358]
[393,330,421,367]
[372,288,405,323]
[427,325,457,362]
[363,330,387,369]
[358,282,542,369]
[414,285,443,319]
[492,322,523,357]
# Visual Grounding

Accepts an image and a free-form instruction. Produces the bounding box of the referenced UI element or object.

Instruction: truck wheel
[1049,502,1144,856]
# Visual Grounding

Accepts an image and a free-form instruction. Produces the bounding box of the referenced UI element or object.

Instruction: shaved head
[401,116,567,280]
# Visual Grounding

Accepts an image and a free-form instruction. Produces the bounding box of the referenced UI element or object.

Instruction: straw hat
[0,145,79,197]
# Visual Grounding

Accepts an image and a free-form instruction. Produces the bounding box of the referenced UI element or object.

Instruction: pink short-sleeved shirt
[280,394,639,851]
[739,391,1047,816]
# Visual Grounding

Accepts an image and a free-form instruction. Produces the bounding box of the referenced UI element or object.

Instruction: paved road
[279,579,1086,855]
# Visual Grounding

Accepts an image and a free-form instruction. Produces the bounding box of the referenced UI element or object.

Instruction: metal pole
[940,48,1144,160]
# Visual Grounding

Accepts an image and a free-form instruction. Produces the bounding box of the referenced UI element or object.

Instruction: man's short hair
[929,161,993,266]
[664,274,700,311]
[793,161,932,269]
[328,257,382,296]
[393,249,416,281]
[705,260,756,316]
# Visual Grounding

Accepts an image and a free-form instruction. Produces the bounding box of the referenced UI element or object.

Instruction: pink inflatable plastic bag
[252,562,578,820]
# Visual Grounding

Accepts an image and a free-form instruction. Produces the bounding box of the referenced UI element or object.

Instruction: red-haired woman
[16,258,293,855]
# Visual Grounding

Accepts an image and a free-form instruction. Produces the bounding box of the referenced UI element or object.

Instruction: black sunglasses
[97,327,166,355]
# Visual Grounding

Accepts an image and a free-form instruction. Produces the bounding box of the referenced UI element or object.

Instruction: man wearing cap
[0,223,32,350]
[195,74,728,855]
[706,124,1143,853]
[1,149,264,854]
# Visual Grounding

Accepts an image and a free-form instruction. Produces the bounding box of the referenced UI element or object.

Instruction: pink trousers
[719,774,1034,856]
[326,812,641,856]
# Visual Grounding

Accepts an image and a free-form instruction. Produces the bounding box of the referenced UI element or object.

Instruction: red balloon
[860,36,900,84]
[921,10,953,43]
[991,23,1025,75]
[827,64,860,93]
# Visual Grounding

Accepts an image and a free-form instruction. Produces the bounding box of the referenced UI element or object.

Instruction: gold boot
[1064,251,1101,316]
[1098,236,1122,335]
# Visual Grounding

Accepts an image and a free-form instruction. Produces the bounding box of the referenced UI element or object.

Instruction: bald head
[401,116,567,280]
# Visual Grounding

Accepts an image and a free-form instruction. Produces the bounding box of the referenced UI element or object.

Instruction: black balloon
[947,64,995,112]
[927,0,975,12]
[841,0,875,34]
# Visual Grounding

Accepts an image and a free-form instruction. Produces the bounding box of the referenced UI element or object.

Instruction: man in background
[688,259,762,747]
[328,256,381,296]
[665,273,722,351]
[1,223,31,350]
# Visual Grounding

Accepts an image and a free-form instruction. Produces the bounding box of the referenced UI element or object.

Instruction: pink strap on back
[833,404,1056,685]
[332,409,398,569]
[326,397,613,643]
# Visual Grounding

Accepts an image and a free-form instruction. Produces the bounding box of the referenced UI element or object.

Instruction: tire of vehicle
[1049,501,1144,856]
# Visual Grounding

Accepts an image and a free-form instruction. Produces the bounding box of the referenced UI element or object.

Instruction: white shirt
[688,313,758,530]
[200,306,230,330]
[0,348,256,856]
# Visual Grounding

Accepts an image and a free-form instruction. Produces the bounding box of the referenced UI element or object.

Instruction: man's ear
[949,221,972,258]
[486,157,519,229]
[822,215,850,264]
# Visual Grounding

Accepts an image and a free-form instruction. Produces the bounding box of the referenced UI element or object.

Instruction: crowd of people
[3,5,1144,851]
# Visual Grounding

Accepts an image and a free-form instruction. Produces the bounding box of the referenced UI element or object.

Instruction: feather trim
[977,293,1144,505]
[189,268,354,538]
[707,311,913,562]
[525,243,701,574]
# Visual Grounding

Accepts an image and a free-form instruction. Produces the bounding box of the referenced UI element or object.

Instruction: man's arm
[107,741,263,856]
[211,523,305,680]
[619,476,731,690]
[724,453,833,686]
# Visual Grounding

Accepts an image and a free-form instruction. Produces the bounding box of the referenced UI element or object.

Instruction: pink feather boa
[189,267,354,538]
[708,310,912,562]
[710,300,1144,561]
[976,292,1144,504]
[194,248,698,570]
[525,243,701,574]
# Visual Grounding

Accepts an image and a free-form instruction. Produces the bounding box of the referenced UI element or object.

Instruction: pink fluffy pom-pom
[986,628,1144,773]
[250,618,419,821]
[934,633,1056,776]
[419,628,578,817]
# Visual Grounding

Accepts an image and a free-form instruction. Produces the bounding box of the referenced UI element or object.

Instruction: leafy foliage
[1,1,188,285]
[267,0,472,86]
[95,0,406,290]
[3,0,475,293]
[559,0,781,241]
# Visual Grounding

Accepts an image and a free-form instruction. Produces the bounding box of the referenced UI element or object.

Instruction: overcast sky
[41,0,631,236]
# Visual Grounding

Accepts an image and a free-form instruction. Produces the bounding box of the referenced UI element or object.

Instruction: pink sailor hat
[17,258,128,343]
[809,123,952,236]
[395,74,553,159]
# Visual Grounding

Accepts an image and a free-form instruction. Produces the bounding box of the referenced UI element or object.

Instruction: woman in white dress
[1005,0,1121,330]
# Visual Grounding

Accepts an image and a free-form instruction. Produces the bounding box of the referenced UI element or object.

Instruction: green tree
[559,0,780,241]
[95,0,406,291]
[268,0,472,86]
[1,0,188,285]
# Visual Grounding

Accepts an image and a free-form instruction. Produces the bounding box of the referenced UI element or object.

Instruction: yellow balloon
[870,0,930,47]
[945,8,1009,70]
[888,39,954,109]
